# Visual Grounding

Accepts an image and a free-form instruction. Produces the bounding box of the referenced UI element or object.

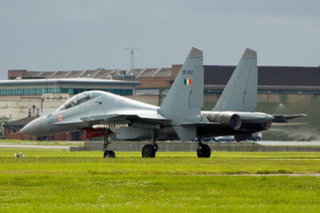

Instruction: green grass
[1,149,320,212]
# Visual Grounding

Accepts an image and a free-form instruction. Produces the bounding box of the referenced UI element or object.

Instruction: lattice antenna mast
[125,48,139,77]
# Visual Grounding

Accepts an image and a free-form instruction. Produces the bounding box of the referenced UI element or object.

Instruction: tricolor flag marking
[184,78,192,85]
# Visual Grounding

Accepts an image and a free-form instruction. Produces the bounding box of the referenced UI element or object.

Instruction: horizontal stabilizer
[272,114,307,123]
[271,122,308,127]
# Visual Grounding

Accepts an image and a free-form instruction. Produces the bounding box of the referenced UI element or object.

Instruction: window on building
[0,88,133,96]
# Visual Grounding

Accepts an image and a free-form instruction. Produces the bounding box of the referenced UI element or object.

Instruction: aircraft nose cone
[266,114,274,121]
[19,116,46,136]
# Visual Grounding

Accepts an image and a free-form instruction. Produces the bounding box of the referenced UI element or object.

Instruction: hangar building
[0,77,139,140]
[9,66,320,96]
[3,65,320,141]
[0,78,139,120]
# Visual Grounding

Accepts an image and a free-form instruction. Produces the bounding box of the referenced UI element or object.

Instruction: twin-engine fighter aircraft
[20,47,305,158]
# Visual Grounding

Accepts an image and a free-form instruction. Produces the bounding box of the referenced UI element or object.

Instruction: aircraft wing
[82,112,170,123]
[271,114,307,123]
[53,110,171,127]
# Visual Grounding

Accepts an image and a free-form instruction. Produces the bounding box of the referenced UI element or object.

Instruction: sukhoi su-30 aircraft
[20,47,305,158]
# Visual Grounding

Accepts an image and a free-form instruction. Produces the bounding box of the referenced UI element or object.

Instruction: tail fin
[159,47,204,117]
[213,48,258,112]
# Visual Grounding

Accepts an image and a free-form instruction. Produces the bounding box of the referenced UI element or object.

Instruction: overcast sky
[0,0,319,79]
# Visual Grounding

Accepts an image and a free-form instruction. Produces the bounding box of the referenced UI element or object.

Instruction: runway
[1,141,320,152]
[0,145,70,149]
[256,141,320,146]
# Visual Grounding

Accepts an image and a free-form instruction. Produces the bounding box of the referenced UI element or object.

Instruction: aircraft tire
[153,143,159,152]
[197,144,211,158]
[142,144,156,158]
[104,150,116,158]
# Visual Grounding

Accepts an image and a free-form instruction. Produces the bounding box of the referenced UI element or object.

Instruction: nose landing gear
[103,150,115,158]
[103,129,115,158]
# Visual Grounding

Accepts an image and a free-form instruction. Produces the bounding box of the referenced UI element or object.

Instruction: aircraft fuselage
[20,90,273,141]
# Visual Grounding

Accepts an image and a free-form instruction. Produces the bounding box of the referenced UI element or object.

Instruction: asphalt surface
[1,141,320,150]
[256,141,320,146]
[0,145,70,149]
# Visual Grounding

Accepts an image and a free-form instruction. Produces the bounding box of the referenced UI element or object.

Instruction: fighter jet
[20,47,305,158]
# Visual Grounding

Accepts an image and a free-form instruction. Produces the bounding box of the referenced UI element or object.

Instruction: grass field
[1,149,320,212]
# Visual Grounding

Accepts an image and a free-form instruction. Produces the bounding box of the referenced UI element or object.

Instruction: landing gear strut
[197,138,211,158]
[142,129,158,158]
[103,129,115,158]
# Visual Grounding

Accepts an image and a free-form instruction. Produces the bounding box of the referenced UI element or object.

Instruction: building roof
[8,65,320,89]
[4,117,36,127]
[0,78,140,86]
[9,68,173,80]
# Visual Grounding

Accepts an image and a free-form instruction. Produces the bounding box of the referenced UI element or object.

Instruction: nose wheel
[197,139,211,158]
[104,150,115,158]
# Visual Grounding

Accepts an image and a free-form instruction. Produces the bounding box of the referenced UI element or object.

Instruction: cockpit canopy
[58,92,99,111]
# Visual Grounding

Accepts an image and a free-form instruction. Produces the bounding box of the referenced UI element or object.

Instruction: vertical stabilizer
[213,48,258,112]
[159,47,204,118]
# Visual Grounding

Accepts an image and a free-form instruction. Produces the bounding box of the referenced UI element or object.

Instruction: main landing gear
[197,138,211,158]
[103,129,115,158]
[142,129,159,158]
